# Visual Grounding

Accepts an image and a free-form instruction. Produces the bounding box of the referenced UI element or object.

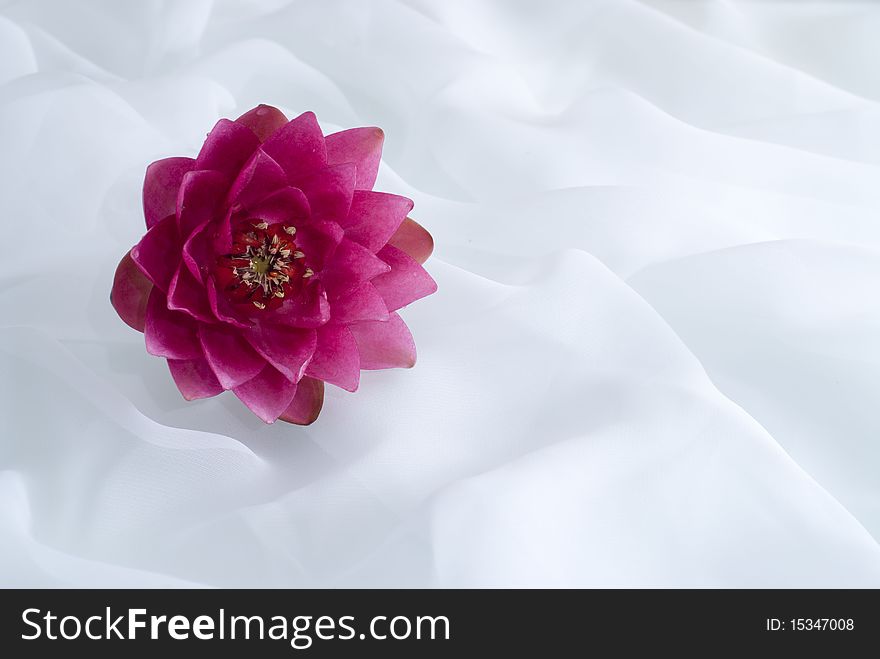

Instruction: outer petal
[325,126,384,191]
[199,323,266,390]
[248,186,310,226]
[195,119,260,180]
[295,163,356,222]
[339,190,413,253]
[177,169,226,238]
[242,324,316,382]
[227,149,288,210]
[320,237,390,294]
[168,357,223,400]
[388,217,434,265]
[111,250,152,332]
[167,265,214,323]
[349,312,417,370]
[372,244,438,312]
[233,364,299,423]
[235,104,289,143]
[144,289,201,360]
[143,157,195,229]
[305,324,360,392]
[330,282,389,324]
[130,214,179,292]
[279,377,324,425]
[261,111,327,180]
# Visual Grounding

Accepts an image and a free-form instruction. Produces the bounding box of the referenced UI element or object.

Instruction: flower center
[218,221,312,311]
[250,255,272,274]
[232,233,292,297]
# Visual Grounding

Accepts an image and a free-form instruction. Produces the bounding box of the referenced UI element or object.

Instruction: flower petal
[330,282,389,324]
[233,364,299,423]
[279,376,324,425]
[167,264,215,323]
[242,324,316,382]
[325,126,384,191]
[195,118,260,180]
[270,282,331,328]
[305,323,360,392]
[177,169,226,238]
[130,213,179,292]
[295,220,344,272]
[206,277,253,329]
[143,157,195,229]
[144,288,201,360]
[261,111,327,180]
[388,217,434,265]
[372,244,438,312]
[235,104,289,143]
[339,190,413,253]
[248,186,310,226]
[111,250,153,332]
[212,207,235,256]
[227,148,288,210]
[295,163,356,222]
[320,237,391,294]
[199,323,267,390]
[349,312,417,370]
[168,357,223,400]
[182,219,212,283]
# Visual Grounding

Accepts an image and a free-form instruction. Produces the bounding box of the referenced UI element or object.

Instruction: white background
[1,0,879,587]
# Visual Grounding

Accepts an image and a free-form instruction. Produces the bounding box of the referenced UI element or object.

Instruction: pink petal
[182,219,212,283]
[388,217,434,265]
[167,264,215,323]
[339,191,413,253]
[242,324,316,381]
[195,119,260,180]
[227,148,288,210]
[212,207,235,256]
[305,323,360,392]
[143,157,195,229]
[235,104,289,143]
[168,357,223,400]
[279,376,324,425]
[248,186,310,226]
[144,288,201,360]
[271,282,331,328]
[325,126,384,191]
[295,220,344,272]
[295,163,357,222]
[320,237,391,294]
[111,250,153,332]
[349,312,417,370]
[206,277,253,329]
[330,282,389,324]
[176,169,226,238]
[130,214,179,292]
[233,364,299,423]
[261,111,327,180]
[199,323,266,390]
[372,244,438,312]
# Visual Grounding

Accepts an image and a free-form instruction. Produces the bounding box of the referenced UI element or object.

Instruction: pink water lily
[111,105,436,424]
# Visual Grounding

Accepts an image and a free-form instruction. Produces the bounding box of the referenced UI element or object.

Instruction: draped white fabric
[1,0,879,587]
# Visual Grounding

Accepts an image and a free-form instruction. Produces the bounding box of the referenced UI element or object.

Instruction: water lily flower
[111,105,436,424]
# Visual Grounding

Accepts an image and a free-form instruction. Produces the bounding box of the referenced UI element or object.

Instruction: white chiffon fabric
[1,0,879,587]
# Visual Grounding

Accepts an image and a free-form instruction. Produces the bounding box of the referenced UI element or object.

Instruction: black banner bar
[0,589,876,655]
